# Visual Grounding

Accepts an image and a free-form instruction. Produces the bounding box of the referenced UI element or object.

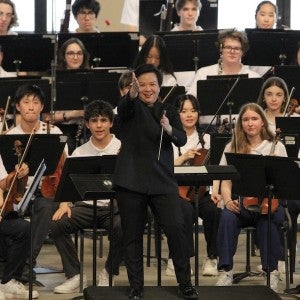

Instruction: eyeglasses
[222,46,242,53]
[78,10,95,18]
[66,51,84,58]
[0,11,13,19]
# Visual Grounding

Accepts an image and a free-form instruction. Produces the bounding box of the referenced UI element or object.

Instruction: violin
[178,147,210,202]
[286,99,299,116]
[0,131,35,219]
[243,130,281,214]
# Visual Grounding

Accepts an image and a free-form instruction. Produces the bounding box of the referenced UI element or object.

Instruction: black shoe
[285,285,300,294]
[128,288,143,299]
[178,283,199,299]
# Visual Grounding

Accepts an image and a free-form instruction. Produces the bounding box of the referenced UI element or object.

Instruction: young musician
[50,100,123,293]
[188,28,260,98]
[255,1,277,29]
[257,76,299,133]
[169,94,221,277]
[132,35,177,87]
[113,64,198,299]
[71,0,100,33]
[6,84,65,280]
[0,0,18,35]
[216,103,286,292]
[172,0,202,31]
[0,157,39,298]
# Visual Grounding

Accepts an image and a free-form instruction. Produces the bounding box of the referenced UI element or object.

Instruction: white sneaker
[165,259,194,277]
[269,270,280,293]
[98,268,115,286]
[256,264,263,273]
[202,258,218,276]
[0,289,5,300]
[0,279,39,299]
[165,259,175,276]
[216,270,233,286]
[54,274,87,294]
[257,261,286,275]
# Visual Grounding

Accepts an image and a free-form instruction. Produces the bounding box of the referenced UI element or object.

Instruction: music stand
[158,31,220,71]
[55,156,117,289]
[275,117,300,157]
[15,159,46,300]
[51,70,121,112]
[0,34,54,72]
[244,29,300,66]
[197,77,263,115]
[0,134,67,175]
[225,153,300,290]
[273,66,300,101]
[159,85,185,106]
[57,32,139,68]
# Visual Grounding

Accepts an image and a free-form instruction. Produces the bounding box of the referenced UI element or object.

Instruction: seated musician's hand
[211,193,222,207]
[16,163,29,179]
[0,188,4,208]
[52,202,72,221]
[183,148,199,161]
[225,199,240,213]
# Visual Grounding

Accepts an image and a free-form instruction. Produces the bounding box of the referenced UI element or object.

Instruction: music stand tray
[0,134,67,175]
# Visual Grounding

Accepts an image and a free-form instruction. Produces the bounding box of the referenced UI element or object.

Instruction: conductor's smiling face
[137,72,160,106]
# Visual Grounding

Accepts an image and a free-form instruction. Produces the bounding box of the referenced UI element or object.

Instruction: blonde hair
[229,102,274,153]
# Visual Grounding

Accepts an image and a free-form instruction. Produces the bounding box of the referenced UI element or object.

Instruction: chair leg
[79,230,84,293]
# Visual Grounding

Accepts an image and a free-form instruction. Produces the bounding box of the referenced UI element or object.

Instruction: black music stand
[225,153,300,291]
[57,32,139,68]
[159,85,185,106]
[197,77,263,116]
[55,156,117,293]
[0,134,67,174]
[0,34,54,72]
[174,164,239,285]
[244,29,300,66]
[276,117,300,158]
[274,66,300,101]
[51,70,121,112]
[157,31,219,71]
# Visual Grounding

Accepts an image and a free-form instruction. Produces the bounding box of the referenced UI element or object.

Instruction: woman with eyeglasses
[71,0,100,33]
[43,38,90,154]
[188,28,261,97]
[0,0,18,35]
[57,37,90,70]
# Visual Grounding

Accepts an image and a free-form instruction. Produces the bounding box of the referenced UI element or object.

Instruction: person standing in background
[172,0,202,31]
[0,0,18,35]
[72,0,100,33]
[255,1,277,29]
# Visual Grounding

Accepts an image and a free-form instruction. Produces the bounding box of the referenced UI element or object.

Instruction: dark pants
[30,196,58,266]
[116,189,193,291]
[196,193,221,258]
[50,201,123,278]
[217,203,284,272]
[0,214,30,283]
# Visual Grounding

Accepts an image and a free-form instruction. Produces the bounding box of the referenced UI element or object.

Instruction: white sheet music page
[174,166,208,174]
